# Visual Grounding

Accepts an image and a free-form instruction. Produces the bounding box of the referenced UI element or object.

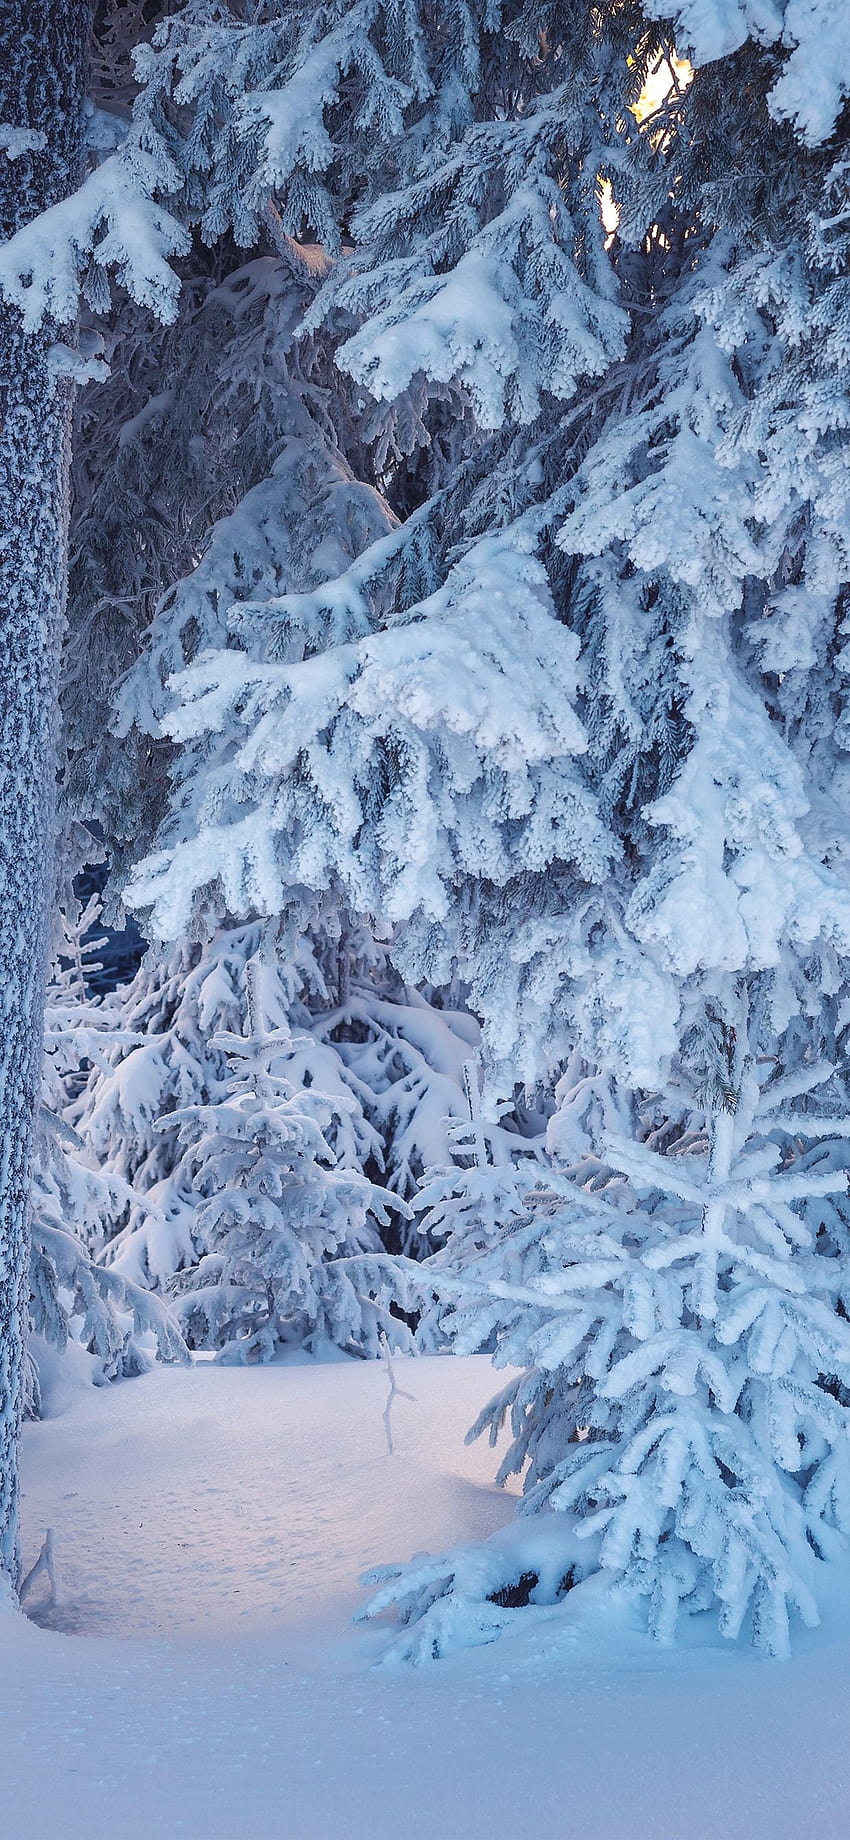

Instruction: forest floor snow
[3,1352,850,1839]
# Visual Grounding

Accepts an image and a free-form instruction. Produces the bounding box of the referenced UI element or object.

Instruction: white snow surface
[4,1353,850,1839]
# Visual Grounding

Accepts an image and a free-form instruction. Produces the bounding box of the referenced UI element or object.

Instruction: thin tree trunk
[0,0,90,1584]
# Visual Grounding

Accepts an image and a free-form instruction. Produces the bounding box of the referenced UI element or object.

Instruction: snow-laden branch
[0,153,187,330]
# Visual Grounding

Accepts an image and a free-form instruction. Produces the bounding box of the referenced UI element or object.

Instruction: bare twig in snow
[380,1330,416,1455]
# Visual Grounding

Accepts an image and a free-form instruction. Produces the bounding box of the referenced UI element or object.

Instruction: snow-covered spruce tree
[76,921,377,1292]
[79,199,491,1278]
[366,993,850,1659]
[28,0,850,1649]
[124,0,850,1652]
[160,955,412,1360]
[359,17,850,1655]
[119,0,670,1098]
[26,898,187,1419]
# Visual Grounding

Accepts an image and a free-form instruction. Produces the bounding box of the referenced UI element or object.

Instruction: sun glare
[598,49,694,241]
[599,176,620,237]
[632,49,694,126]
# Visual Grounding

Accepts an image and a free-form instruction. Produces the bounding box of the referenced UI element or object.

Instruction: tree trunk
[0,0,90,1584]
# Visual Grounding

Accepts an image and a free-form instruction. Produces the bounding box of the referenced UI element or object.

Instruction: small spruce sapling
[165,955,415,1361]
[363,1002,850,1659]
[28,899,187,1417]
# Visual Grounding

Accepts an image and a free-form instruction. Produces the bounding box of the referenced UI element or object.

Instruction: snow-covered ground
[5,1353,850,1839]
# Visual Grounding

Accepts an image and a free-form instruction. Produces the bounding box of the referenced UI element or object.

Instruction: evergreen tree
[0,0,95,1588]
[118,0,850,1653]
[27,898,187,1419]
[79,921,379,1294]
[162,955,413,1360]
[9,0,850,1656]
[356,6,850,1656]
[0,0,194,1583]
[75,174,492,1293]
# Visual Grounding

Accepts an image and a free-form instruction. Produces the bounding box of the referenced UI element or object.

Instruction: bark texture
[0,0,91,1581]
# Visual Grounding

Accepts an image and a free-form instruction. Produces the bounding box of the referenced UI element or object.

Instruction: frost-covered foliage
[644,0,850,144]
[42,896,123,1111]
[64,910,430,1371]
[356,5,850,1646]
[128,529,612,1091]
[0,149,187,332]
[318,993,485,1254]
[26,0,850,1651]
[0,0,188,338]
[81,902,482,1277]
[130,0,630,419]
[28,902,187,1420]
[161,955,414,1361]
[381,1013,850,1657]
[79,924,271,1291]
[117,7,643,1066]
[66,242,396,873]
